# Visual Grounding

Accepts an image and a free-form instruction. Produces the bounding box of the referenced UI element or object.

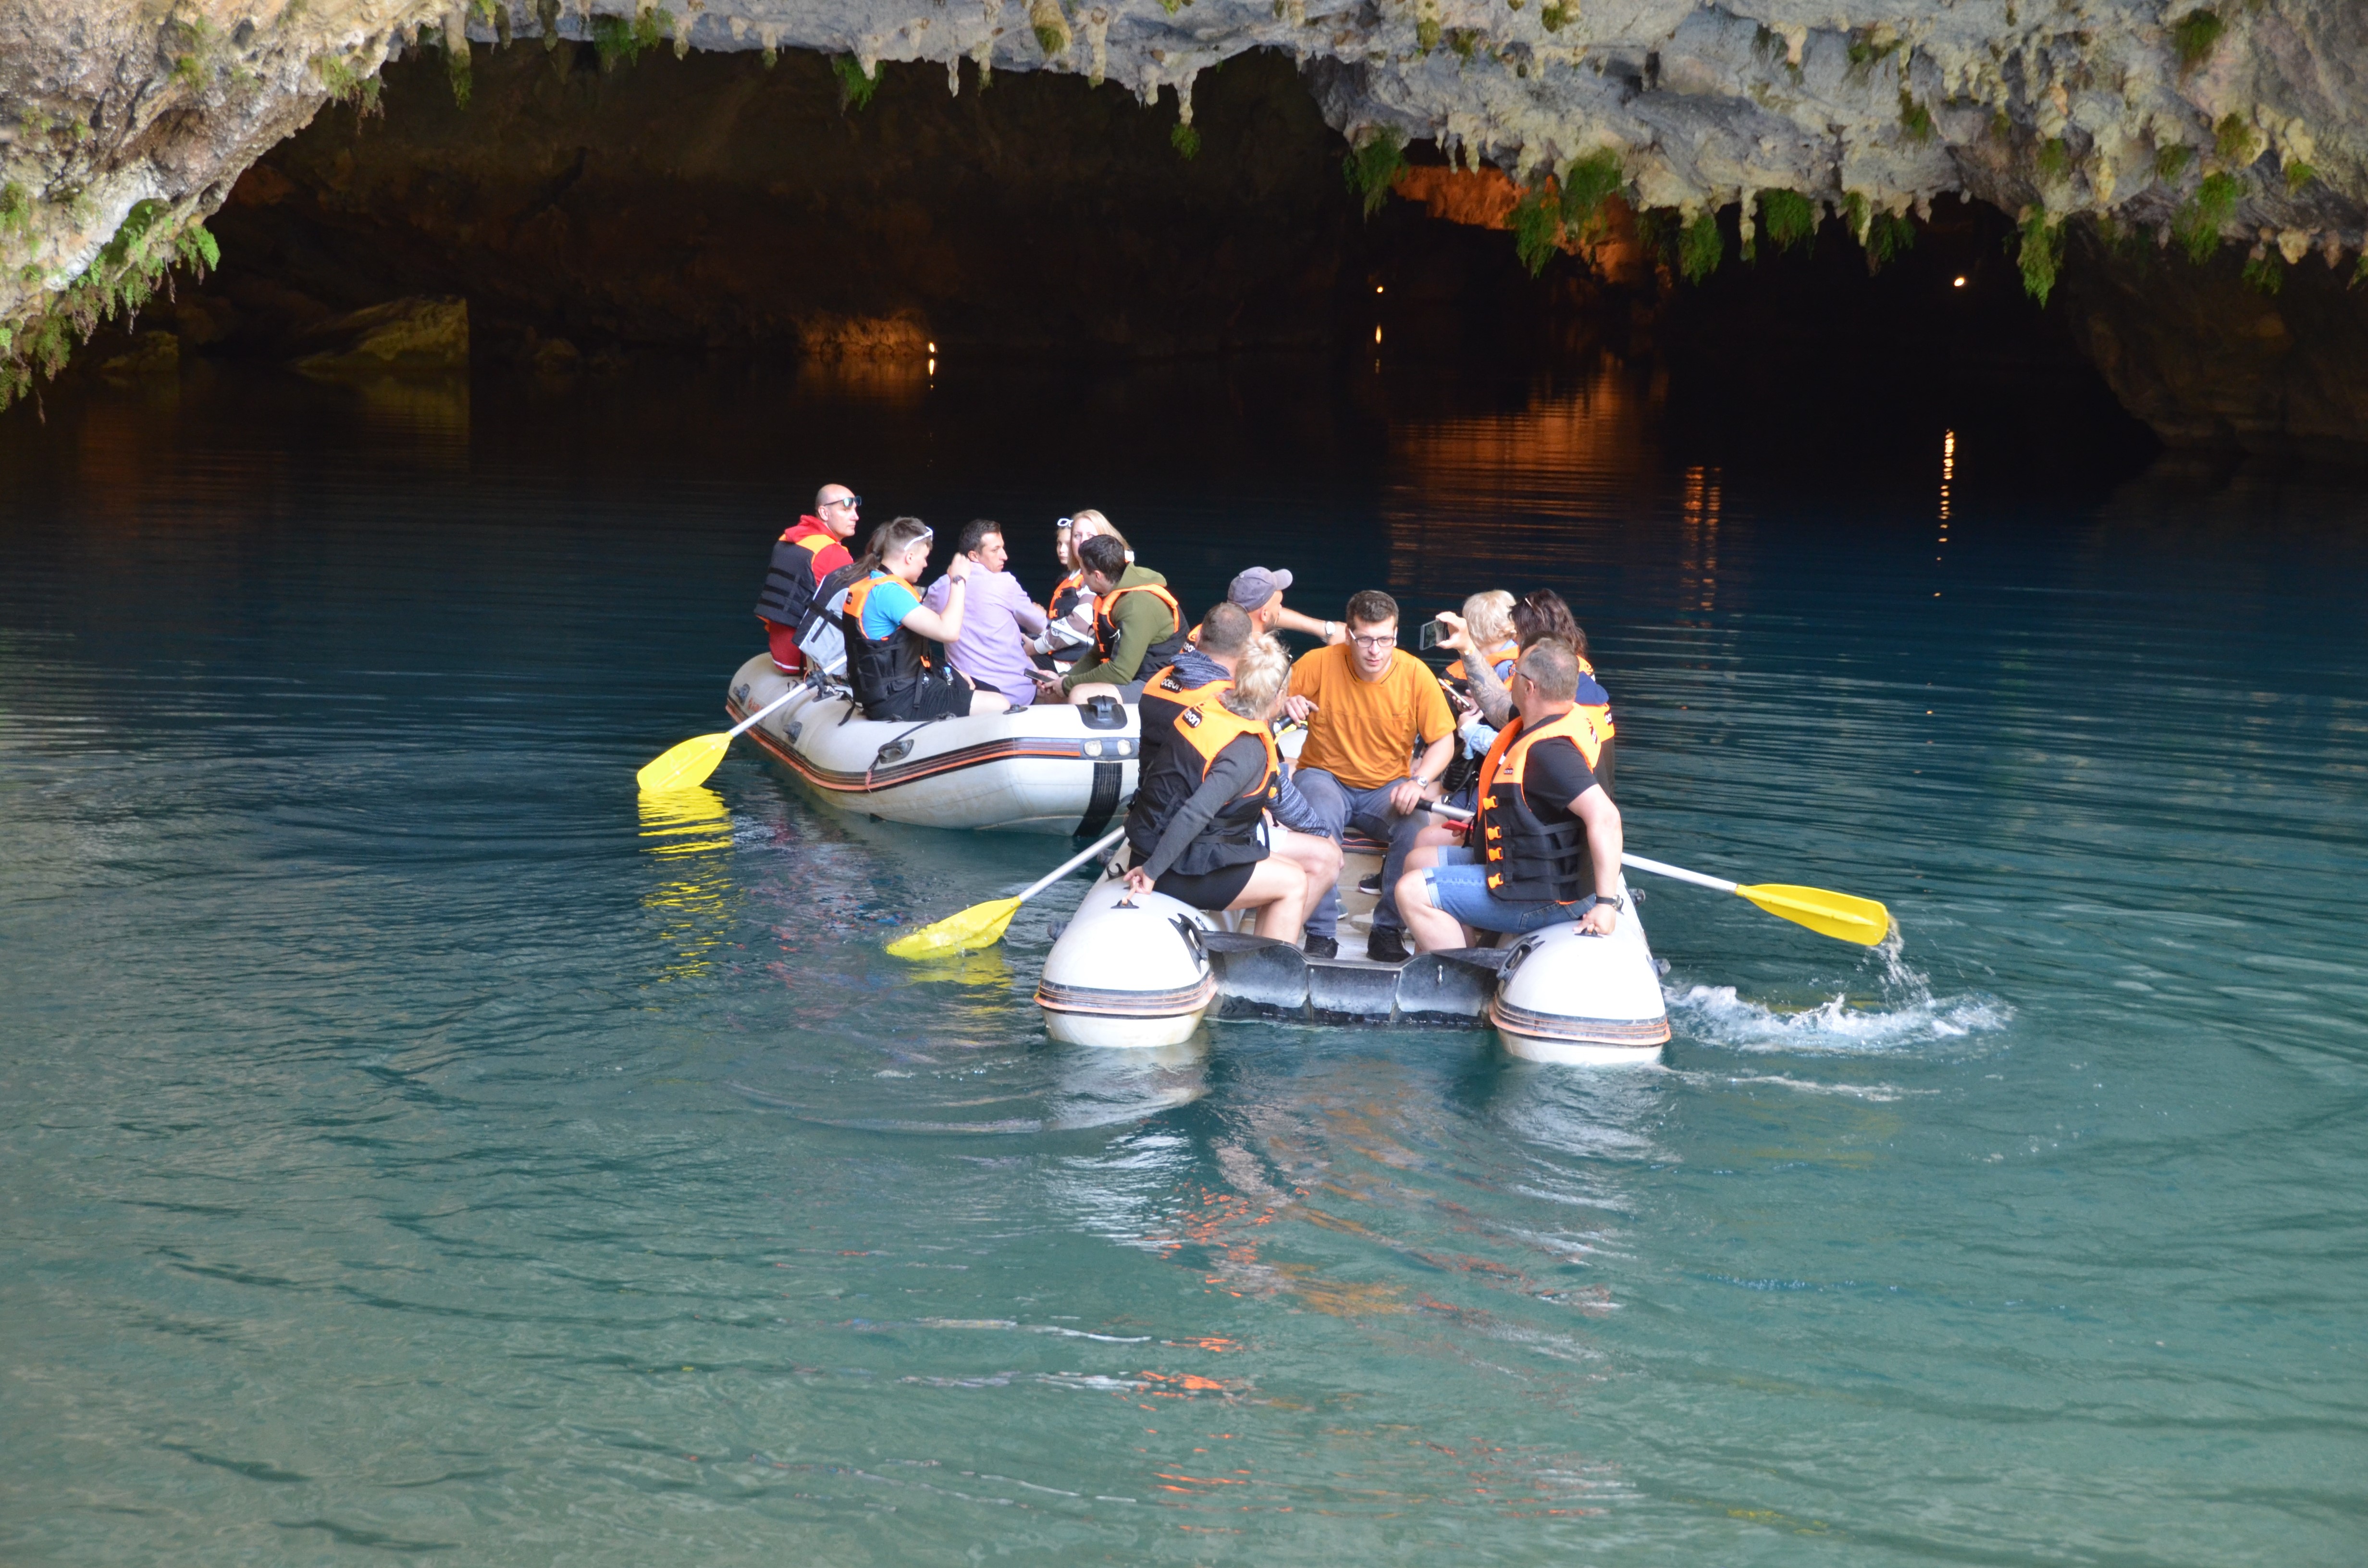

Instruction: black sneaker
[1365,928,1409,964]
[1357,871,1382,895]
[1302,933,1338,960]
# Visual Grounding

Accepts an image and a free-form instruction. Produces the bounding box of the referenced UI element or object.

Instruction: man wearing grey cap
[1225,567,1347,648]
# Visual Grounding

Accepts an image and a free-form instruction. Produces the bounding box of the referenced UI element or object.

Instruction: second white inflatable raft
[724,653,1141,835]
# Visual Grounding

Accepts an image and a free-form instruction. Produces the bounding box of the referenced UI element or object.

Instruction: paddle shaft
[1019,826,1127,903]
[728,687,802,739]
[1616,852,1736,894]
[1425,803,1735,893]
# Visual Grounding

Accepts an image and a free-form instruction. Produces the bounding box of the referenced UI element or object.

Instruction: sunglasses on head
[1055,517,1074,531]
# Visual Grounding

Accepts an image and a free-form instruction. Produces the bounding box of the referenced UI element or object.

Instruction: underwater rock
[291,296,469,375]
[96,331,180,384]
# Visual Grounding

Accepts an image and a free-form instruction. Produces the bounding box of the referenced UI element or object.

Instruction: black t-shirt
[1521,735,1599,822]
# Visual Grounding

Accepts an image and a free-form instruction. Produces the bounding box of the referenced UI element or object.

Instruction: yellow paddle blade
[637,732,730,795]
[1735,883,1894,946]
[885,895,1024,960]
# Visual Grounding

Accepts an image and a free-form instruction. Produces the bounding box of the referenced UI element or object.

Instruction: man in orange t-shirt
[1284,588,1456,962]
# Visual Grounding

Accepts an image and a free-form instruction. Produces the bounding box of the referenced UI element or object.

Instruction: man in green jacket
[1037,532,1189,703]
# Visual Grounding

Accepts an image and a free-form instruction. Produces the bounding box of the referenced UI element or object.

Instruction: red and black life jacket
[755,519,847,629]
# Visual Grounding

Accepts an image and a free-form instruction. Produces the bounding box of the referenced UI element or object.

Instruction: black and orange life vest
[1472,706,1606,903]
[1049,568,1088,623]
[1444,639,1519,684]
[755,520,846,628]
[1124,687,1278,877]
[839,571,935,714]
[1092,580,1187,676]
[1136,660,1228,780]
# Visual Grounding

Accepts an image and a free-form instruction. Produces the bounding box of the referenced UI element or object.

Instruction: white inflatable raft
[1035,874,1220,1049]
[724,653,1140,835]
[1034,832,1671,1065]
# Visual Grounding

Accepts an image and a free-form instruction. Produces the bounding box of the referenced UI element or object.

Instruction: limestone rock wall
[4,0,2367,440]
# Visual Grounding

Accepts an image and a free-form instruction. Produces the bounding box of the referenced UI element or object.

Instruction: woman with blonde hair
[1122,634,1342,943]
[1035,509,1128,665]
[1443,590,1517,684]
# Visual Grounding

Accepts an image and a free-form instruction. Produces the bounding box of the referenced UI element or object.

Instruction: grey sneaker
[1365,928,1409,965]
[1302,934,1339,960]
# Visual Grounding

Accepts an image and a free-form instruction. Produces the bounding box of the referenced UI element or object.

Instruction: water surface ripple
[3,363,2364,1565]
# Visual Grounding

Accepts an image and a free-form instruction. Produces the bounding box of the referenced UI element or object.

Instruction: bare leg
[1066,681,1124,705]
[1267,825,1342,889]
[966,690,1012,715]
[1267,827,1341,942]
[1229,858,1315,947]
[1402,827,1466,877]
[1397,867,1473,954]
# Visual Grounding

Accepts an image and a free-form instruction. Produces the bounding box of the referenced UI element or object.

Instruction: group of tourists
[753,484,1627,965]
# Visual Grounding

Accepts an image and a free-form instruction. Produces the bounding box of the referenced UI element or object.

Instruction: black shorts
[1152,856,1262,912]
[865,673,973,723]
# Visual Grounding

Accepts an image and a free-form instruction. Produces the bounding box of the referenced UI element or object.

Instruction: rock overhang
[2,0,2364,431]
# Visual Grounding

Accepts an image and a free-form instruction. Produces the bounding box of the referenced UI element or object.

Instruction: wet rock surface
[194,48,1400,359]
[2,1,2365,450]
[289,295,468,374]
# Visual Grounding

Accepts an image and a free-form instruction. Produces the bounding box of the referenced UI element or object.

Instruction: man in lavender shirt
[922,519,1050,708]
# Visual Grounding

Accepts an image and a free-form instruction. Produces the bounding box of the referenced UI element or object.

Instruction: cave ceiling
[2,1,2365,449]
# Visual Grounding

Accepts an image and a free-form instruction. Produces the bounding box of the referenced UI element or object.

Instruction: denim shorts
[1417,846,1599,935]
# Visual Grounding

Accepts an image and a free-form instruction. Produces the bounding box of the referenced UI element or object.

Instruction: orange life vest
[1473,706,1604,903]
[1092,580,1187,674]
[1444,639,1519,684]
[1124,686,1278,877]
[840,571,936,711]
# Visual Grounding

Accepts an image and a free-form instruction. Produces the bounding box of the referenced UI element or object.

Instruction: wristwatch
[1593,892,1625,912]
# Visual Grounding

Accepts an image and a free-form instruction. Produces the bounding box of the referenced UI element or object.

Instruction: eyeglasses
[1348,632,1396,650]
[823,495,862,511]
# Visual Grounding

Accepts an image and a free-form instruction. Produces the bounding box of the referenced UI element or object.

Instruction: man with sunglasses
[1282,589,1456,962]
[753,484,861,674]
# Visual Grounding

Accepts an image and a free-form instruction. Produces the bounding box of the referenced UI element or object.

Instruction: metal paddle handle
[1018,826,1128,904]
[728,687,803,739]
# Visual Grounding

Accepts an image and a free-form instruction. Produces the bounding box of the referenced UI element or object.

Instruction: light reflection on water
[2,359,2366,1564]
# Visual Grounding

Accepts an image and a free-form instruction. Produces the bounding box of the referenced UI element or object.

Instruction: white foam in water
[1667,925,2011,1054]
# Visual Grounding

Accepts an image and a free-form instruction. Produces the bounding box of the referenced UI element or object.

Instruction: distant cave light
[1939,428,1956,522]
[1952,276,1967,288]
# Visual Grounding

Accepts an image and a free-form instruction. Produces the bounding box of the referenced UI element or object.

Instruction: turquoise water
[3,361,2365,1565]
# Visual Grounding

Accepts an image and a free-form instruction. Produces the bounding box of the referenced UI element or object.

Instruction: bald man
[754,483,861,673]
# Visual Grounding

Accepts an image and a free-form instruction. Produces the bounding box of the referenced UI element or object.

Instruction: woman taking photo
[838,517,1012,722]
[1122,635,1342,945]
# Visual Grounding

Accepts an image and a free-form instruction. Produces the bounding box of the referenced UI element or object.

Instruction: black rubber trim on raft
[729,696,1121,796]
[1034,976,1217,1017]
[1075,761,1122,837]
[1487,998,1672,1045]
